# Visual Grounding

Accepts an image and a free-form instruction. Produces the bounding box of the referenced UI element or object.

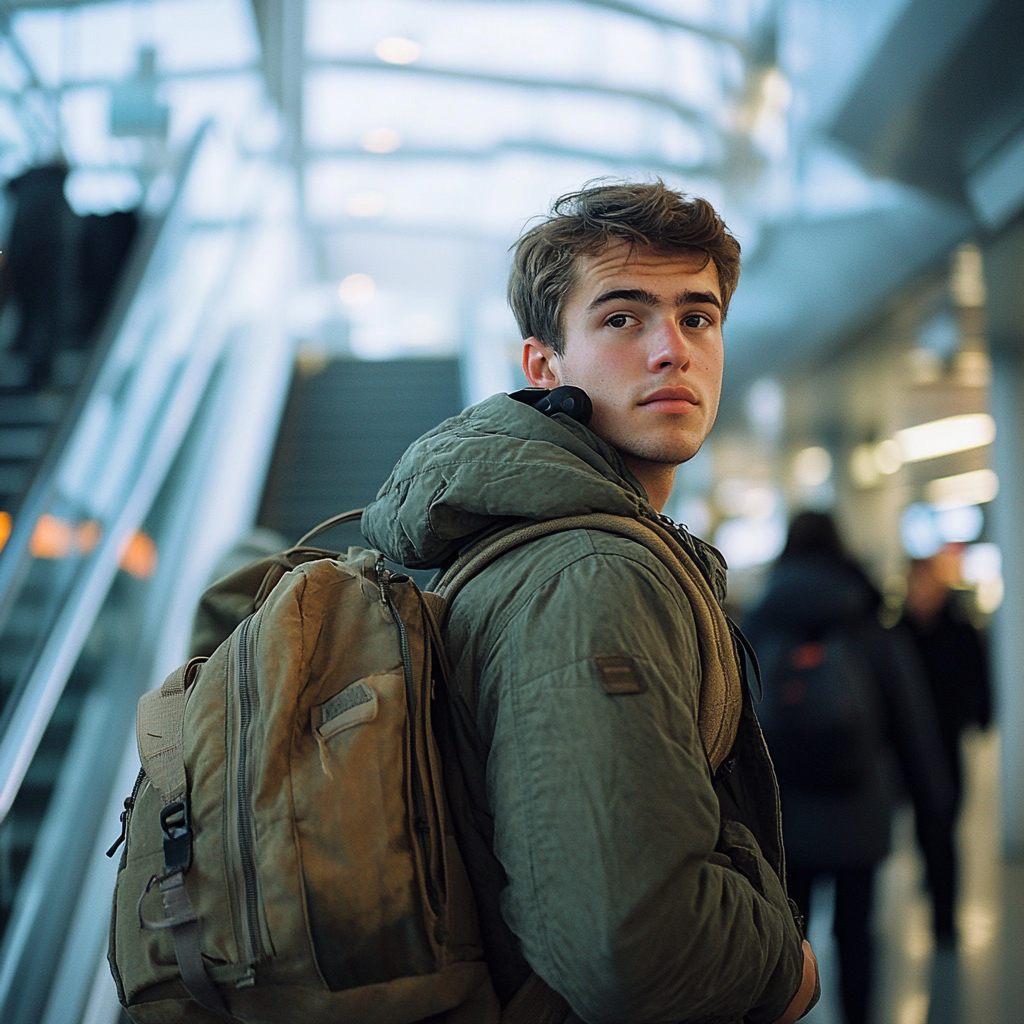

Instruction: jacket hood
[750,554,877,633]
[362,393,654,568]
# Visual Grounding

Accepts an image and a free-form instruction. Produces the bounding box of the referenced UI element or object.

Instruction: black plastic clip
[160,798,193,874]
[509,386,593,424]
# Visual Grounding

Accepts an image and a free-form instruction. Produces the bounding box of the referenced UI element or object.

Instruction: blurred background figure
[744,511,951,1024]
[901,552,992,948]
[0,162,138,390]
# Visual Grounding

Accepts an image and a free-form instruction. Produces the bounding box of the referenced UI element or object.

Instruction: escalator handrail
[0,124,244,824]
[0,124,209,630]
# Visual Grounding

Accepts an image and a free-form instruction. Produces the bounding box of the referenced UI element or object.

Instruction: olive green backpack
[107,510,738,1023]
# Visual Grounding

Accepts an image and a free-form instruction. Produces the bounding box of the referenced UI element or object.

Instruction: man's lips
[638,387,699,411]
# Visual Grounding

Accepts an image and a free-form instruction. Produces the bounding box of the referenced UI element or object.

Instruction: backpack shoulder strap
[433,513,742,772]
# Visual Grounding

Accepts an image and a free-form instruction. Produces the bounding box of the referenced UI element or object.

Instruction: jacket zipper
[234,614,267,967]
[380,570,440,914]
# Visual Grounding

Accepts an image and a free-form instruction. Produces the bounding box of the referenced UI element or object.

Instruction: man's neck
[621,455,676,513]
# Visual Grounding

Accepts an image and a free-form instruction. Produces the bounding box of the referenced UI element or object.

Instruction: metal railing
[0,122,245,824]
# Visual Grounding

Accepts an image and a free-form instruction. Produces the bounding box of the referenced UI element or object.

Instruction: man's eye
[606,313,635,329]
[683,313,711,329]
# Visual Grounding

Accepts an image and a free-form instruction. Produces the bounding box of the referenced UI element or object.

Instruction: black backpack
[757,625,881,795]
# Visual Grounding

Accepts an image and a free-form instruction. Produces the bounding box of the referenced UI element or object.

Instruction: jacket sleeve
[471,538,805,1024]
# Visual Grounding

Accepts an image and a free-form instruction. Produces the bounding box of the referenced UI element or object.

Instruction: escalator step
[258,358,463,542]
[0,427,48,460]
[0,392,67,426]
[0,462,30,498]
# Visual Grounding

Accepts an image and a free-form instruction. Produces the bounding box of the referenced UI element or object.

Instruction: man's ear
[522,337,561,389]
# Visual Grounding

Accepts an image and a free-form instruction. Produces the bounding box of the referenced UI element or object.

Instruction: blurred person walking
[901,555,992,947]
[744,512,951,1024]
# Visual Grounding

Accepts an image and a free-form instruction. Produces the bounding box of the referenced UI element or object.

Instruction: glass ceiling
[0,0,897,375]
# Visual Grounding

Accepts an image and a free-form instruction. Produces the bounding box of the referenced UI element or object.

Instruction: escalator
[0,125,300,1023]
[0,122,466,1021]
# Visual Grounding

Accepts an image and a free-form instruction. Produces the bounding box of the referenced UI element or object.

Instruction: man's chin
[618,439,706,467]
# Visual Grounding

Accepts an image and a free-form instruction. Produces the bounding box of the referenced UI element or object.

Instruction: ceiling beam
[303,139,717,179]
[306,57,713,130]
[442,0,745,49]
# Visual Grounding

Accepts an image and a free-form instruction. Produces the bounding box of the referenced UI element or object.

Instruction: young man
[363,182,817,1023]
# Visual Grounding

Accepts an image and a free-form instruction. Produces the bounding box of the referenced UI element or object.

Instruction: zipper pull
[235,966,257,989]
[105,796,134,858]
[375,554,390,605]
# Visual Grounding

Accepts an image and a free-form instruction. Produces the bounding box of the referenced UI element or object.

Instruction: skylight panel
[149,0,259,73]
[59,3,136,82]
[0,100,28,173]
[305,150,680,236]
[305,70,533,151]
[60,87,143,166]
[162,74,263,147]
[10,9,64,88]
[307,0,726,110]
[0,39,30,92]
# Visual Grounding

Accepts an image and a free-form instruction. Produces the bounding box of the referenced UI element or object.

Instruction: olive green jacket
[363,395,805,1024]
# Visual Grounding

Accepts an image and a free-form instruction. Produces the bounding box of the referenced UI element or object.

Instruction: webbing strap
[435,514,742,773]
[137,659,230,1018]
[136,659,204,804]
[159,872,232,1018]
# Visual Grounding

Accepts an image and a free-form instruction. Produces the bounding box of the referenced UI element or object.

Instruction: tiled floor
[801,731,1024,1024]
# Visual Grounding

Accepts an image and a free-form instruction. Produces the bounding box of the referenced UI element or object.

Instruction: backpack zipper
[105,766,146,858]
[233,614,268,966]
[380,570,440,914]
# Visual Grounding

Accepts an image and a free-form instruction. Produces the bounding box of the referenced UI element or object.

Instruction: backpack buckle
[160,798,193,873]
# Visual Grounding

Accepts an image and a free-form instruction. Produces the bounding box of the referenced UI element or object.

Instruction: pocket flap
[317,681,378,738]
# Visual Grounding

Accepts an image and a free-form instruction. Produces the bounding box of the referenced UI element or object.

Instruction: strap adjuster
[160,798,193,873]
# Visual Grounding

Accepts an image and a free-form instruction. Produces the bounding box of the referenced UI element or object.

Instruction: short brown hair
[508,180,741,354]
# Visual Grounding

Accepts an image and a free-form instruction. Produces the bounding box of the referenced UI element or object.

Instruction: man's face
[527,243,725,470]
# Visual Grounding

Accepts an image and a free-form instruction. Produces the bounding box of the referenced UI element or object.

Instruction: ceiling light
[874,439,903,475]
[962,543,1001,585]
[925,468,999,509]
[346,191,386,217]
[894,413,995,463]
[361,127,402,154]
[950,243,986,308]
[339,273,376,305]
[793,446,831,488]
[375,37,420,64]
[849,444,880,488]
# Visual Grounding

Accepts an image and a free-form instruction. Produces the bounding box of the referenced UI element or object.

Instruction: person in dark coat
[744,511,951,1024]
[901,554,992,946]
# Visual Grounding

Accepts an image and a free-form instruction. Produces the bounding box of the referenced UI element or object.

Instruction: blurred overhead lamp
[925,468,998,509]
[874,439,903,475]
[361,127,402,154]
[950,244,986,308]
[849,444,880,488]
[962,543,1001,585]
[894,413,995,463]
[339,273,376,305]
[375,37,420,64]
[792,446,831,488]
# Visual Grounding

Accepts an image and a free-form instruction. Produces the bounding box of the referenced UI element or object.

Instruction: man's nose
[649,317,691,370]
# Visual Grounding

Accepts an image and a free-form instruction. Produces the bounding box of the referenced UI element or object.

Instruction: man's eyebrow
[586,288,659,311]
[586,287,722,312]
[676,290,721,310]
